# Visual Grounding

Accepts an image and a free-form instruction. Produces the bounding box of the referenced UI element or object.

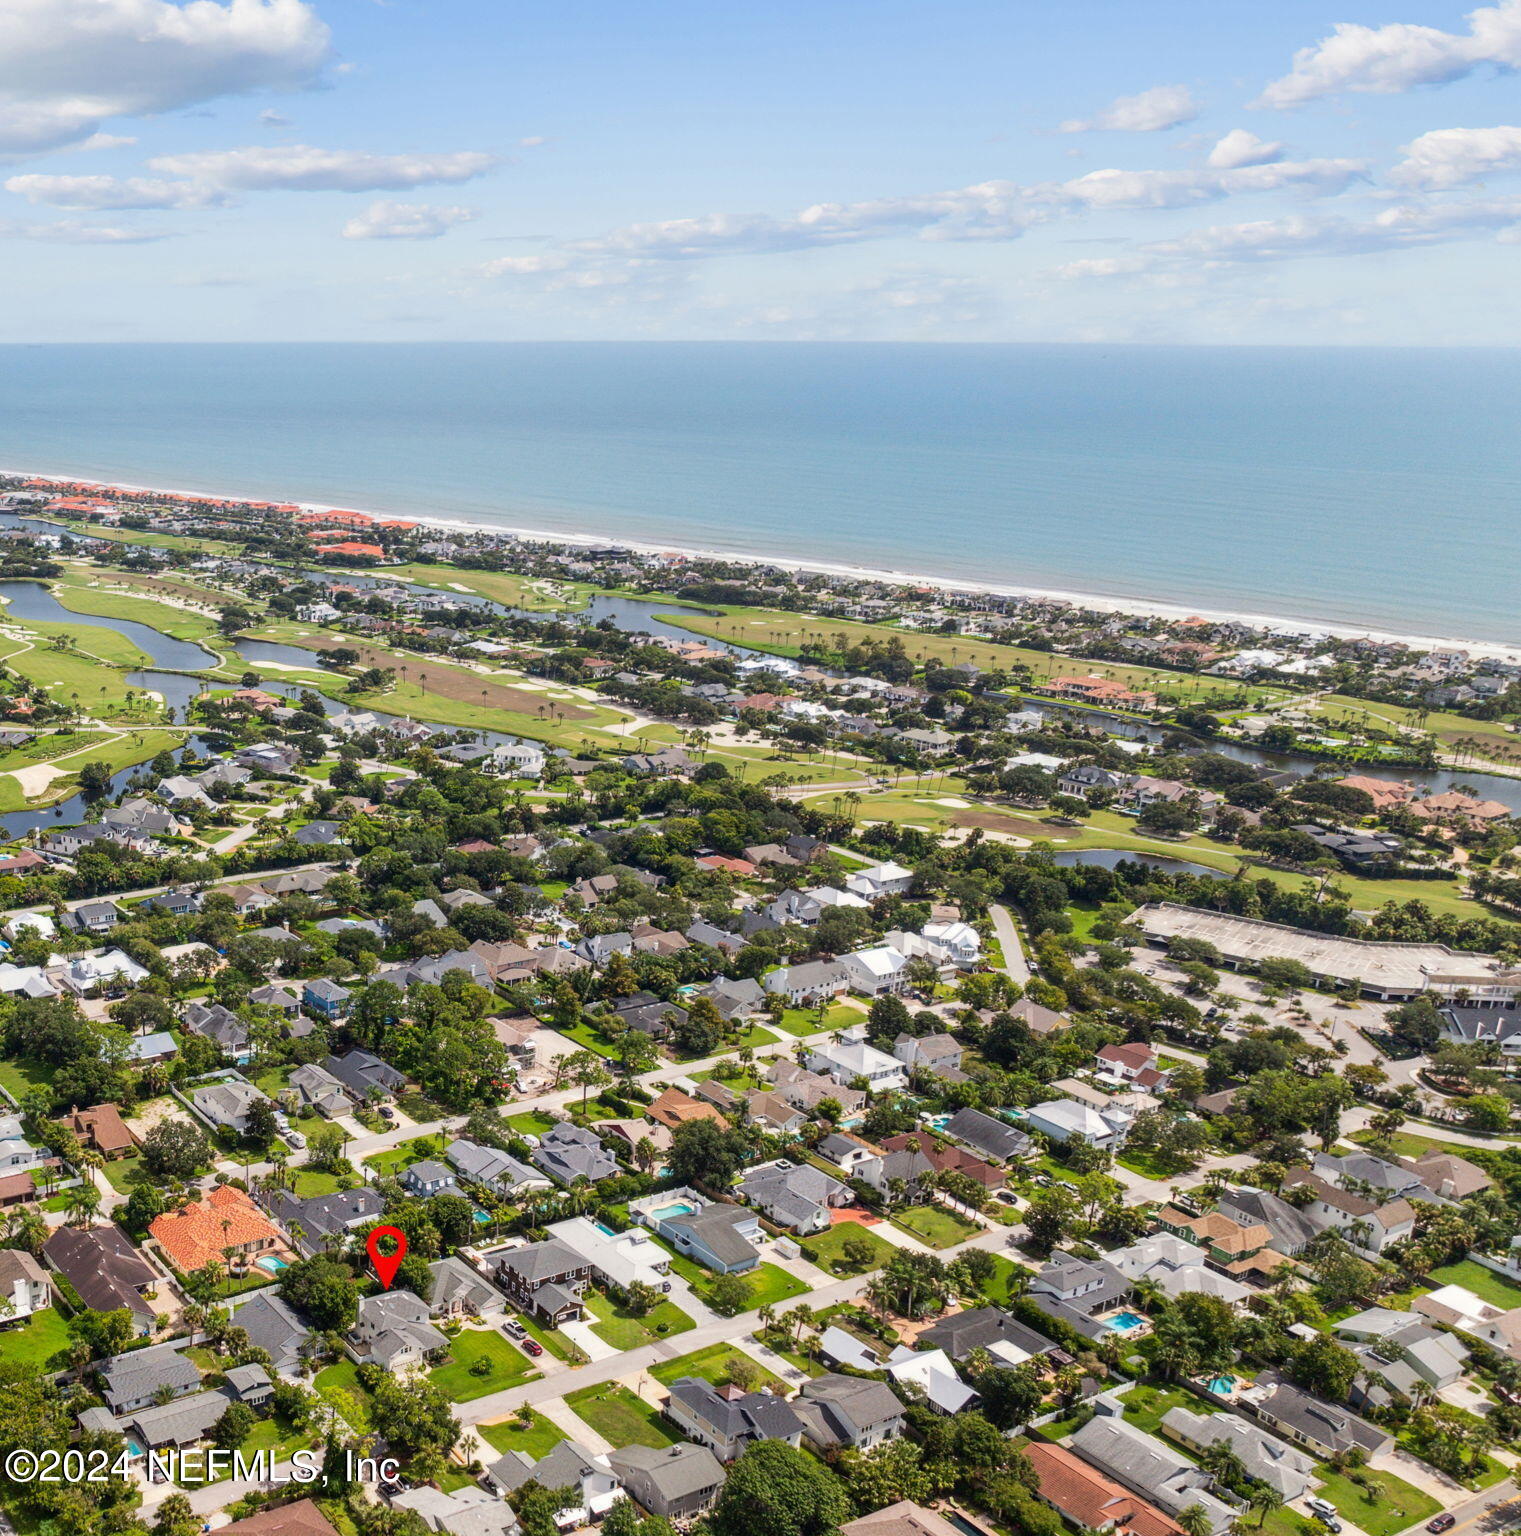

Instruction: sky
[5,0,1521,344]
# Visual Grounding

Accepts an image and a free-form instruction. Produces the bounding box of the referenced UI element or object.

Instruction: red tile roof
[150,1185,283,1274]
[1025,1441,1185,1536]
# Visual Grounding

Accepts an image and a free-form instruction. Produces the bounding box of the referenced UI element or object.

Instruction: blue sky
[6,0,1521,343]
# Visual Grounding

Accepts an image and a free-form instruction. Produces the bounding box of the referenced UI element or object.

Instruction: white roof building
[846,861,914,899]
[838,945,911,996]
[889,1348,980,1414]
[805,1038,908,1091]
[545,1216,671,1294]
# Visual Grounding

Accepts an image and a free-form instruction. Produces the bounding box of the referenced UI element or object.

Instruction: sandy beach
[10,464,1521,669]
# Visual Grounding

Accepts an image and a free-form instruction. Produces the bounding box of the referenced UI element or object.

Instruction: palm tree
[64,1183,100,1227]
[1249,1486,1285,1529]
[1177,1506,1213,1536]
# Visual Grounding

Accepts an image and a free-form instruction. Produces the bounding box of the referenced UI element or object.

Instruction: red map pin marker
[367,1225,407,1290]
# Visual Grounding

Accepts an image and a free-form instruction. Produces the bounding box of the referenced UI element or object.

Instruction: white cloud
[0,0,330,158]
[148,143,498,191]
[5,173,226,209]
[1053,197,1521,276]
[259,109,292,127]
[518,136,547,148]
[1391,124,1521,186]
[1206,129,1285,170]
[0,216,168,242]
[342,200,478,239]
[543,157,1363,272]
[1257,0,1521,107]
[1060,84,1199,133]
[73,133,138,153]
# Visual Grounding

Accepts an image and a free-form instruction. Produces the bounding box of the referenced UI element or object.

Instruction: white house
[838,945,911,996]
[922,920,981,967]
[1025,1097,1133,1152]
[845,861,914,900]
[190,1078,269,1134]
[3,912,54,943]
[0,1250,51,1323]
[805,1039,908,1091]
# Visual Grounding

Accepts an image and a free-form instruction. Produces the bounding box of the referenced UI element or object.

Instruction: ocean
[0,341,1516,645]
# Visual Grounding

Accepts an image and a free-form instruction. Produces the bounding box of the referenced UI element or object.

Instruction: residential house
[43,1223,158,1327]
[492,1238,591,1325]
[1067,1416,1235,1536]
[446,1139,548,1199]
[183,1001,252,1061]
[1023,1441,1185,1536]
[1025,1097,1133,1152]
[882,1129,1004,1191]
[769,1060,867,1122]
[191,1076,269,1134]
[1160,1407,1315,1501]
[0,1248,51,1324]
[402,1159,464,1199]
[837,945,912,997]
[891,1034,965,1081]
[533,1122,620,1186]
[150,1185,284,1276]
[428,1256,503,1319]
[768,959,849,1006]
[737,1159,851,1234]
[918,1306,1058,1369]
[545,1217,672,1296]
[1237,1375,1392,1459]
[793,1374,905,1451]
[288,1063,355,1119]
[943,1106,1033,1164]
[324,1049,404,1101]
[1334,1307,1469,1393]
[230,1290,312,1373]
[63,1103,135,1158]
[97,1341,200,1413]
[348,1290,448,1369]
[606,1443,726,1520]
[1281,1167,1416,1256]
[655,1203,761,1274]
[646,1086,727,1132]
[845,861,914,899]
[264,1187,384,1258]
[485,1439,622,1524]
[663,1377,806,1461]
[302,978,352,1021]
[805,1038,908,1091]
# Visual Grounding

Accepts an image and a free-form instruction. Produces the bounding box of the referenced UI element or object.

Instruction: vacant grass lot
[583,1289,694,1350]
[650,1344,783,1390]
[429,1329,541,1400]
[687,1261,809,1314]
[800,1222,895,1276]
[477,1411,566,1460]
[565,1383,680,1449]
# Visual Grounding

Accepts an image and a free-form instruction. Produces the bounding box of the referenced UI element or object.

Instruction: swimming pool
[594,1221,619,1237]
[921,1113,952,1132]
[1104,1311,1147,1332]
[649,1201,695,1223]
[256,1256,289,1273]
[472,1209,493,1224]
[1207,1375,1236,1394]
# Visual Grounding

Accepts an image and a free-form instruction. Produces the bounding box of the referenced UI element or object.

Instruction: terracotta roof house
[842,1504,965,1536]
[1025,1440,1185,1536]
[150,1185,285,1275]
[220,1502,341,1536]
[646,1086,728,1131]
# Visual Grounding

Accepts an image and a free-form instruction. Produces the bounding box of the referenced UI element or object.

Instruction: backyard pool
[921,1113,952,1132]
[594,1221,619,1237]
[256,1256,290,1273]
[1104,1311,1148,1333]
[1206,1375,1236,1395]
[648,1201,695,1223]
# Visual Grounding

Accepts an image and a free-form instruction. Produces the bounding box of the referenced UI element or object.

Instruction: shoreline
[9,463,1521,668]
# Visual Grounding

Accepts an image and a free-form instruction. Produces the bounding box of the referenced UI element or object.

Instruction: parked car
[1307,1500,1338,1520]
[503,1320,526,1339]
[521,1338,543,1357]
[378,1105,395,1120]
[286,1131,306,1149]
[1428,1518,1456,1533]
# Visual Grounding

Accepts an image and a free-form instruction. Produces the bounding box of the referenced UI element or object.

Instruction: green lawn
[1425,1259,1521,1310]
[771,1002,865,1038]
[0,1058,56,1099]
[1117,1148,1199,1180]
[583,1289,694,1350]
[314,1360,374,1431]
[429,1328,541,1400]
[553,1022,619,1058]
[364,1133,449,1178]
[506,1111,558,1137]
[1123,1383,1214,1437]
[889,1203,981,1249]
[289,1168,349,1198]
[102,1153,145,1193]
[979,1254,1029,1306]
[800,1222,896,1276]
[565,1383,680,1449]
[650,1344,783,1391]
[1310,1465,1440,1536]
[680,1259,809,1313]
[0,1308,73,1370]
[476,1411,566,1460]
